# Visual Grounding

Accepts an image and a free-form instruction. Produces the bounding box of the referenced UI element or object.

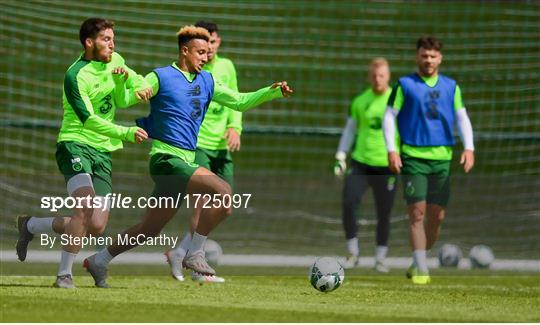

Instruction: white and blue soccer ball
[438,244,462,267]
[203,239,223,265]
[309,257,344,292]
[469,245,495,269]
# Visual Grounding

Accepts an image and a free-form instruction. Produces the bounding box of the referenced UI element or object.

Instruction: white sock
[346,237,359,256]
[27,217,54,235]
[413,250,429,274]
[187,232,207,255]
[173,232,191,258]
[58,250,77,276]
[94,248,114,267]
[375,245,388,262]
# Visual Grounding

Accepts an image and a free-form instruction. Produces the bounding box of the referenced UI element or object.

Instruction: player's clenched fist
[112,67,129,82]
[271,81,294,97]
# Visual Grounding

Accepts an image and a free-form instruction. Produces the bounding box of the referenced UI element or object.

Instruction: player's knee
[427,205,445,223]
[73,207,94,223]
[409,208,424,224]
[220,182,233,197]
[433,212,445,223]
[87,220,107,236]
[217,201,232,220]
[88,209,110,236]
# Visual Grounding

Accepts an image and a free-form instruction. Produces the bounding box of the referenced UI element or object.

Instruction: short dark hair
[416,36,443,52]
[195,20,218,34]
[79,18,114,48]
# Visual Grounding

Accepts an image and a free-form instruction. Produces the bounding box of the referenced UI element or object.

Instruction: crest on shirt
[99,94,113,114]
[369,117,382,130]
[190,99,202,120]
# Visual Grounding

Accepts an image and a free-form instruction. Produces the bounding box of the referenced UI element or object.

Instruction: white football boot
[191,271,225,283]
[165,250,185,281]
[182,250,216,275]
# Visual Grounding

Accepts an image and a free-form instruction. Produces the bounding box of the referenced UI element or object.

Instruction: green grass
[1,263,539,322]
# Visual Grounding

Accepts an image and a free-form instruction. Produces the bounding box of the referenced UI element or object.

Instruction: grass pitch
[1,262,539,322]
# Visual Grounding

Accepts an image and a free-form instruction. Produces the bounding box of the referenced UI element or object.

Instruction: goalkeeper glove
[334,151,347,177]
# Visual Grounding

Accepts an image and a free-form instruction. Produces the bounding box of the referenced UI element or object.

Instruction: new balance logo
[188,85,201,96]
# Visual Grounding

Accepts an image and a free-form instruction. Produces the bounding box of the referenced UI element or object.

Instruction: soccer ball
[203,239,223,265]
[309,257,344,292]
[438,244,462,267]
[469,245,494,269]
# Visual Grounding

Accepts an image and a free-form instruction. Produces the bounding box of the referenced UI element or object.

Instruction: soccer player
[15,18,152,288]
[334,58,397,273]
[383,36,475,284]
[83,25,293,288]
[164,21,239,283]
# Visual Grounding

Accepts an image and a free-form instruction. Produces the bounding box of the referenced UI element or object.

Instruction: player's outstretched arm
[125,65,154,102]
[212,80,293,113]
[113,66,153,108]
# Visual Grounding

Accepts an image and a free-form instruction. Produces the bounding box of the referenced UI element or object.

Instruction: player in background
[15,18,152,288]
[83,25,293,288]
[334,58,398,273]
[165,20,240,284]
[383,36,474,284]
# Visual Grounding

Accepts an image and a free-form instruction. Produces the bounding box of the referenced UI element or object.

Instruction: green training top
[58,52,149,152]
[350,87,397,167]
[197,54,243,151]
[143,62,283,163]
[390,74,464,160]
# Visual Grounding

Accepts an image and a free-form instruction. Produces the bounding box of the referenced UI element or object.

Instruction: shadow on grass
[0,283,130,289]
[0,283,55,288]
